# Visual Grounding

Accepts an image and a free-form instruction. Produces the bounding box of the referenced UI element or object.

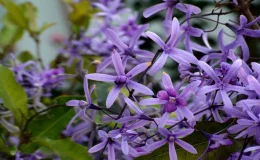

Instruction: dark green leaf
[27,95,85,139]
[0,138,10,154]
[17,51,34,63]
[38,138,93,160]
[0,65,28,127]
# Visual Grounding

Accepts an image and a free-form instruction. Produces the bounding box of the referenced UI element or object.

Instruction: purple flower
[197,59,244,107]
[140,72,199,123]
[97,25,153,72]
[66,77,95,129]
[149,128,197,160]
[247,75,260,96]
[146,18,198,75]
[143,1,200,21]
[226,15,260,61]
[88,130,120,160]
[86,50,153,108]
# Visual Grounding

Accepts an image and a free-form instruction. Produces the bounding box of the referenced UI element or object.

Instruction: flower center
[165,0,179,7]
[164,46,173,54]
[168,135,175,142]
[169,96,176,103]
[78,100,88,109]
[114,76,128,86]
[217,82,227,90]
[124,48,136,58]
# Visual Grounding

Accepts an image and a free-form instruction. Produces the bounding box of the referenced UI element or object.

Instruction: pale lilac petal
[177,107,194,121]
[123,96,143,114]
[220,90,233,107]
[169,142,178,160]
[198,61,221,83]
[112,50,125,76]
[66,110,83,130]
[198,85,218,95]
[238,35,249,61]
[148,52,168,75]
[162,72,174,89]
[134,49,154,58]
[247,75,260,95]
[168,51,189,65]
[85,73,116,82]
[108,143,115,160]
[218,29,225,52]
[97,57,112,72]
[242,28,260,38]
[159,112,170,128]
[222,59,242,83]
[175,3,201,14]
[84,78,91,103]
[92,3,108,11]
[237,119,254,125]
[98,130,108,139]
[66,100,80,107]
[105,29,128,51]
[158,127,171,137]
[165,7,173,21]
[226,85,247,95]
[129,24,149,49]
[175,139,197,154]
[88,141,107,153]
[237,99,260,108]
[140,98,167,106]
[244,146,260,152]
[121,140,129,155]
[127,80,154,95]
[149,139,167,151]
[228,124,246,134]
[167,18,180,47]
[146,31,166,48]
[126,62,149,78]
[212,109,223,123]
[171,48,198,64]
[143,3,168,18]
[235,126,255,139]
[246,111,258,121]
[175,129,194,137]
[179,80,200,99]
[106,86,122,108]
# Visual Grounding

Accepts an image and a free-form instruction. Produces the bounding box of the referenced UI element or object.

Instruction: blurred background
[1,0,259,66]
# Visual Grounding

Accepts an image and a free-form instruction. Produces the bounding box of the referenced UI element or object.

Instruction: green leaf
[0,138,10,154]
[19,2,38,32]
[0,0,29,29]
[0,65,28,127]
[27,95,85,139]
[38,23,56,34]
[68,1,97,29]
[17,51,34,63]
[38,138,93,160]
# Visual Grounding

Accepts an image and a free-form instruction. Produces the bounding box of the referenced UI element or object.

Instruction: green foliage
[0,65,28,127]
[0,138,10,154]
[17,51,34,63]
[38,138,93,160]
[136,120,242,160]
[0,0,55,53]
[63,0,97,33]
[27,95,85,139]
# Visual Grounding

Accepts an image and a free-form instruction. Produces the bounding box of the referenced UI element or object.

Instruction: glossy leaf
[0,65,28,127]
[38,138,92,160]
[17,51,34,63]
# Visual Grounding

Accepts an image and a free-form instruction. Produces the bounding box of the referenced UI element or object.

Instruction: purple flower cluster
[63,0,260,160]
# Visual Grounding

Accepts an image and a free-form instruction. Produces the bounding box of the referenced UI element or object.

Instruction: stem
[34,35,45,69]
[238,136,249,160]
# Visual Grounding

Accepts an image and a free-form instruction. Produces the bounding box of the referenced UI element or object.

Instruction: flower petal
[106,86,122,108]
[97,57,112,72]
[220,90,233,107]
[198,61,221,83]
[105,28,128,51]
[162,72,174,89]
[129,24,149,49]
[112,50,125,76]
[85,73,116,82]
[169,142,178,160]
[127,80,154,95]
[247,75,260,95]
[177,107,194,121]
[175,139,197,154]
[122,140,129,155]
[146,31,166,49]
[66,100,80,107]
[88,141,107,153]
[143,3,167,18]
[123,96,143,114]
[140,98,167,106]
[108,143,115,160]
[167,18,180,47]
[149,139,167,151]
[148,52,168,75]
[126,62,149,78]
[222,59,242,83]
[171,48,198,64]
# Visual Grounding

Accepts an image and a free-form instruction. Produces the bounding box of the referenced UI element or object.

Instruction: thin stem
[34,35,45,69]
